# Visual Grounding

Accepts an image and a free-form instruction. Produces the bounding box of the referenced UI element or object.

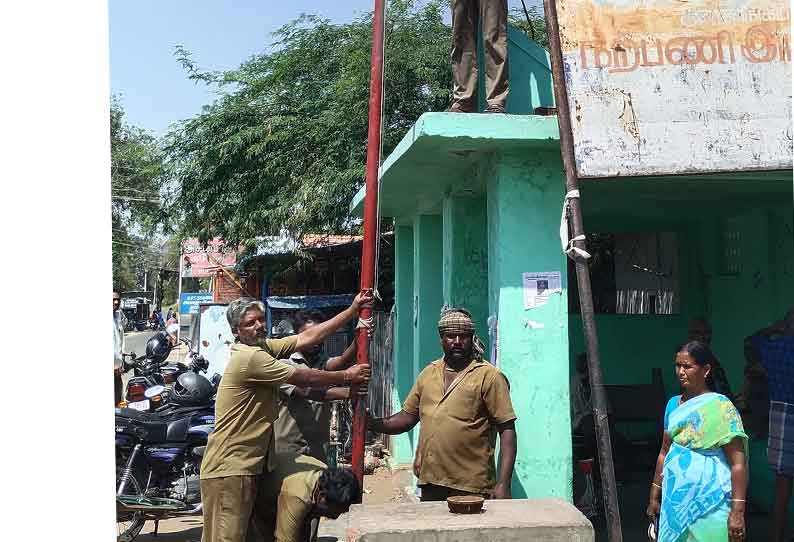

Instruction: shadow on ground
[136,517,203,542]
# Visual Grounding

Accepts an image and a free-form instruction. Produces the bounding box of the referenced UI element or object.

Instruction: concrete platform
[322,498,593,542]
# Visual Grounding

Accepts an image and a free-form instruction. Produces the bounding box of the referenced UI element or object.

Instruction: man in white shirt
[113,288,127,405]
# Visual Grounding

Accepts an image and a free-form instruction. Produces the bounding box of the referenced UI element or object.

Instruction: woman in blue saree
[646,341,748,542]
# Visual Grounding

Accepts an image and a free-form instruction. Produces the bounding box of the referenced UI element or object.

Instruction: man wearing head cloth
[369,308,517,501]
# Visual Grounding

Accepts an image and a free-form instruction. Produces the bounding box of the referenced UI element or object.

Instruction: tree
[510,3,549,49]
[163,0,550,247]
[111,97,165,291]
[163,0,453,246]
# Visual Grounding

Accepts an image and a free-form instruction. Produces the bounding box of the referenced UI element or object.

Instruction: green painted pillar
[409,214,444,467]
[412,214,444,373]
[391,223,415,464]
[486,150,572,501]
[442,194,490,353]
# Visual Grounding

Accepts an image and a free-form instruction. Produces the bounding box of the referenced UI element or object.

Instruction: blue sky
[109,0,539,136]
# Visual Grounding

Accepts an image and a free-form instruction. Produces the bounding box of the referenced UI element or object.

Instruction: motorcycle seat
[116,408,169,442]
[116,408,162,422]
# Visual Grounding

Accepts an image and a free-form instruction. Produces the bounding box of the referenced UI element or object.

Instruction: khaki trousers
[201,475,265,542]
[451,0,509,111]
[201,475,315,542]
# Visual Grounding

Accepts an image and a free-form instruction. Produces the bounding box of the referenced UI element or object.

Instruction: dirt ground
[133,465,414,542]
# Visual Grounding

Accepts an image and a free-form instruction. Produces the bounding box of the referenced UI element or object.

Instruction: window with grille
[568,232,680,315]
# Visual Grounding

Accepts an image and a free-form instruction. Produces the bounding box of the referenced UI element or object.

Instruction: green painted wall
[442,194,490,351]
[568,200,793,515]
[696,205,793,515]
[477,25,555,114]
[704,207,794,383]
[412,214,444,374]
[568,203,793,395]
[391,225,415,464]
[487,150,572,501]
[408,215,444,470]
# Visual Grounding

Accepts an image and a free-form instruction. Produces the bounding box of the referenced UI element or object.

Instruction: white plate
[128,399,150,412]
[145,385,165,399]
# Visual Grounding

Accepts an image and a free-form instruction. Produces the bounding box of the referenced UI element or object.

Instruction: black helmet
[171,372,214,406]
[145,332,172,364]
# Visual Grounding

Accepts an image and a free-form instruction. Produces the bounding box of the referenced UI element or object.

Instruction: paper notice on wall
[523,272,562,310]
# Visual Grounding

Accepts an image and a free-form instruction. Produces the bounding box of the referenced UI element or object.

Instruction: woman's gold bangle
[730,498,746,502]
[651,482,662,489]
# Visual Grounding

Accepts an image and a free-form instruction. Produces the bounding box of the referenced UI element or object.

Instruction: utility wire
[520,0,537,42]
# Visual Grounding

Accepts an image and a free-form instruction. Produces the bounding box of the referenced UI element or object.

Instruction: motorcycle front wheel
[116,460,146,542]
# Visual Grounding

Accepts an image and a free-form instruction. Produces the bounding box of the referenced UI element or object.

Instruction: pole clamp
[560,189,592,261]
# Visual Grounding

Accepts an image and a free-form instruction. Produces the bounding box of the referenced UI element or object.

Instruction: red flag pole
[351,0,386,494]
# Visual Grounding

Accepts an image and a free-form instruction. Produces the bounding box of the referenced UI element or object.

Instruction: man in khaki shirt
[200,293,372,542]
[275,309,358,463]
[255,453,360,542]
[369,308,517,501]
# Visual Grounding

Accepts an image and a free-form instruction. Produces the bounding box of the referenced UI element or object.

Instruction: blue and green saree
[659,392,747,542]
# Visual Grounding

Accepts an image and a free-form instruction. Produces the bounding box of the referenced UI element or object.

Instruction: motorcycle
[115,348,217,542]
[115,400,215,542]
[120,334,210,412]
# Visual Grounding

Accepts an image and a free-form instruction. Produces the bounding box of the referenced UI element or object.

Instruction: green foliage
[163,0,453,246]
[509,3,549,49]
[111,97,165,291]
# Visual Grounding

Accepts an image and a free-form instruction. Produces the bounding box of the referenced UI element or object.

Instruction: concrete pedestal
[321,499,593,542]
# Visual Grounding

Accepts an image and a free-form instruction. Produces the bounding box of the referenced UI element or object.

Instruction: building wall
[213,270,254,304]
[487,150,571,500]
[391,225,416,464]
[442,193,489,352]
[568,204,793,394]
[389,150,573,501]
[568,200,793,515]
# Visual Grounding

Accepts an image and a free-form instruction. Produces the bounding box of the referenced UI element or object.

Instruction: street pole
[542,0,623,539]
[176,243,183,342]
[351,0,386,493]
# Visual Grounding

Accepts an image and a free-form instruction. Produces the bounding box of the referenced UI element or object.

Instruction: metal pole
[176,244,183,343]
[542,0,622,539]
[351,0,386,493]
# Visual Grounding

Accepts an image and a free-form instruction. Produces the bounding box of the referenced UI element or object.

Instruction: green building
[351,25,793,515]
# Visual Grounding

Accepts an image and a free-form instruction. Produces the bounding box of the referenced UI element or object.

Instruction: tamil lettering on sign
[180,292,214,315]
[555,0,792,177]
[181,238,238,278]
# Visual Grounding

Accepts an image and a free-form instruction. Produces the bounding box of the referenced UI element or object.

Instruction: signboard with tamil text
[180,292,214,315]
[181,238,238,278]
[554,0,792,177]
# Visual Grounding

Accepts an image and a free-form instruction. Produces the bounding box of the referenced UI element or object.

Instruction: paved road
[124,331,156,358]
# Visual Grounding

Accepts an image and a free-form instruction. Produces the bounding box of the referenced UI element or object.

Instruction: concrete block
[327,498,593,542]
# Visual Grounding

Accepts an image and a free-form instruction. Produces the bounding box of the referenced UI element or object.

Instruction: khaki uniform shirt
[403,358,516,494]
[200,337,298,479]
[274,352,333,462]
[258,453,326,542]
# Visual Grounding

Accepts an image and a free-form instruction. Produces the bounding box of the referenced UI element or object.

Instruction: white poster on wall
[523,272,562,310]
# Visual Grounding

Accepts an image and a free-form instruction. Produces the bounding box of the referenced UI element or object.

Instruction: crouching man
[200,293,372,542]
[254,453,360,542]
[368,308,517,501]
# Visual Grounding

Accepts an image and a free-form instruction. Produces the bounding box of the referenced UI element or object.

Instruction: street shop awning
[265,294,355,310]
